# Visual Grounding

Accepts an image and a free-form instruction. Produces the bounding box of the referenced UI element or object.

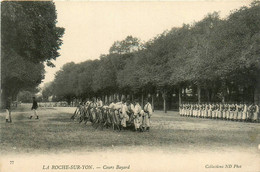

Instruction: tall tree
[1,1,65,106]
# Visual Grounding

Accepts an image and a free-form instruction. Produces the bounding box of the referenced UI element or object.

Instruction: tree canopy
[1,1,65,105]
[46,1,260,106]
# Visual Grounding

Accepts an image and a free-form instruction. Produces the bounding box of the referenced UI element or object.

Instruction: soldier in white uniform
[120,99,129,129]
[212,103,216,119]
[133,99,143,131]
[205,103,209,118]
[233,103,238,121]
[252,103,259,122]
[195,103,198,117]
[126,100,135,123]
[189,103,193,117]
[89,98,97,121]
[242,103,247,121]
[229,102,234,121]
[202,103,206,118]
[97,97,103,108]
[143,98,153,131]
[208,103,212,118]
[198,103,202,118]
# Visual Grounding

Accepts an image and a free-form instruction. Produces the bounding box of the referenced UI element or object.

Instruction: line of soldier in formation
[179,102,259,122]
[71,98,153,132]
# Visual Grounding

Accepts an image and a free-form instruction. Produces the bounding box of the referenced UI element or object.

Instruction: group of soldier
[179,102,259,122]
[72,97,153,132]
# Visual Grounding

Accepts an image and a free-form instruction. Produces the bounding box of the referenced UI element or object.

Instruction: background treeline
[1,1,65,108]
[43,1,260,111]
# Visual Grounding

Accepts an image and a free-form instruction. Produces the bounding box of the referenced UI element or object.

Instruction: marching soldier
[143,98,153,131]
[215,103,219,119]
[133,99,143,131]
[97,97,103,108]
[202,103,206,118]
[248,103,254,122]
[192,103,196,117]
[217,103,221,119]
[226,103,230,120]
[208,103,212,118]
[186,103,190,117]
[252,103,259,122]
[242,103,247,122]
[198,103,201,118]
[189,103,192,117]
[246,103,250,122]
[120,99,129,130]
[220,103,224,119]
[233,102,238,121]
[205,103,209,118]
[126,100,135,122]
[184,103,188,117]
[180,103,183,116]
[229,102,235,121]
[223,103,226,120]
[212,103,216,119]
[237,103,243,121]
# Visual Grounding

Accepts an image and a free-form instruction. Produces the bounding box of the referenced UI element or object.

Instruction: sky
[41,0,252,87]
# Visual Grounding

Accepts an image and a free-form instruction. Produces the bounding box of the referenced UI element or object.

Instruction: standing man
[120,99,129,130]
[97,97,103,108]
[143,98,153,131]
[252,103,259,122]
[5,97,12,123]
[29,97,39,119]
[133,99,143,131]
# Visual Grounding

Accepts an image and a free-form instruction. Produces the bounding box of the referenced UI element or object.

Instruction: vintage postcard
[0,0,259,172]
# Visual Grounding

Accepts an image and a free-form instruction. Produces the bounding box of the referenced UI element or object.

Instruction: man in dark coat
[29,97,39,119]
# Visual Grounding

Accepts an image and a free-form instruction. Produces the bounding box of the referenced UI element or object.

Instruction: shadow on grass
[48,118,72,122]
[48,115,72,122]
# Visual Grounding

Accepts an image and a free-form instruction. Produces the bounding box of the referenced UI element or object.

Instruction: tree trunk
[254,77,260,104]
[183,88,186,102]
[141,93,144,109]
[152,94,154,112]
[163,91,167,113]
[197,85,201,103]
[105,95,107,104]
[178,87,182,106]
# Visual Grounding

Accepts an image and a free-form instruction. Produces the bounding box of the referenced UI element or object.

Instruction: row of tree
[1,1,64,107]
[43,1,260,111]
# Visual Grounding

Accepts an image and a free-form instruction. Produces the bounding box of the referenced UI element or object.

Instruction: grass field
[0,104,259,155]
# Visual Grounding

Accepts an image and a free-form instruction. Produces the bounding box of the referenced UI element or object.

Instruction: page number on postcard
[10,161,14,165]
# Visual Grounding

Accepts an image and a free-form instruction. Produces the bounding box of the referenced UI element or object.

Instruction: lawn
[0,104,259,155]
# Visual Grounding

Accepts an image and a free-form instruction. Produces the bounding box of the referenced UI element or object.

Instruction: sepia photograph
[0,0,259,171]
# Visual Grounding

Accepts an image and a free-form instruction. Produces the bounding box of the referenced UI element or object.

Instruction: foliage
[1,1,64,105]
[50,2,260,104]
